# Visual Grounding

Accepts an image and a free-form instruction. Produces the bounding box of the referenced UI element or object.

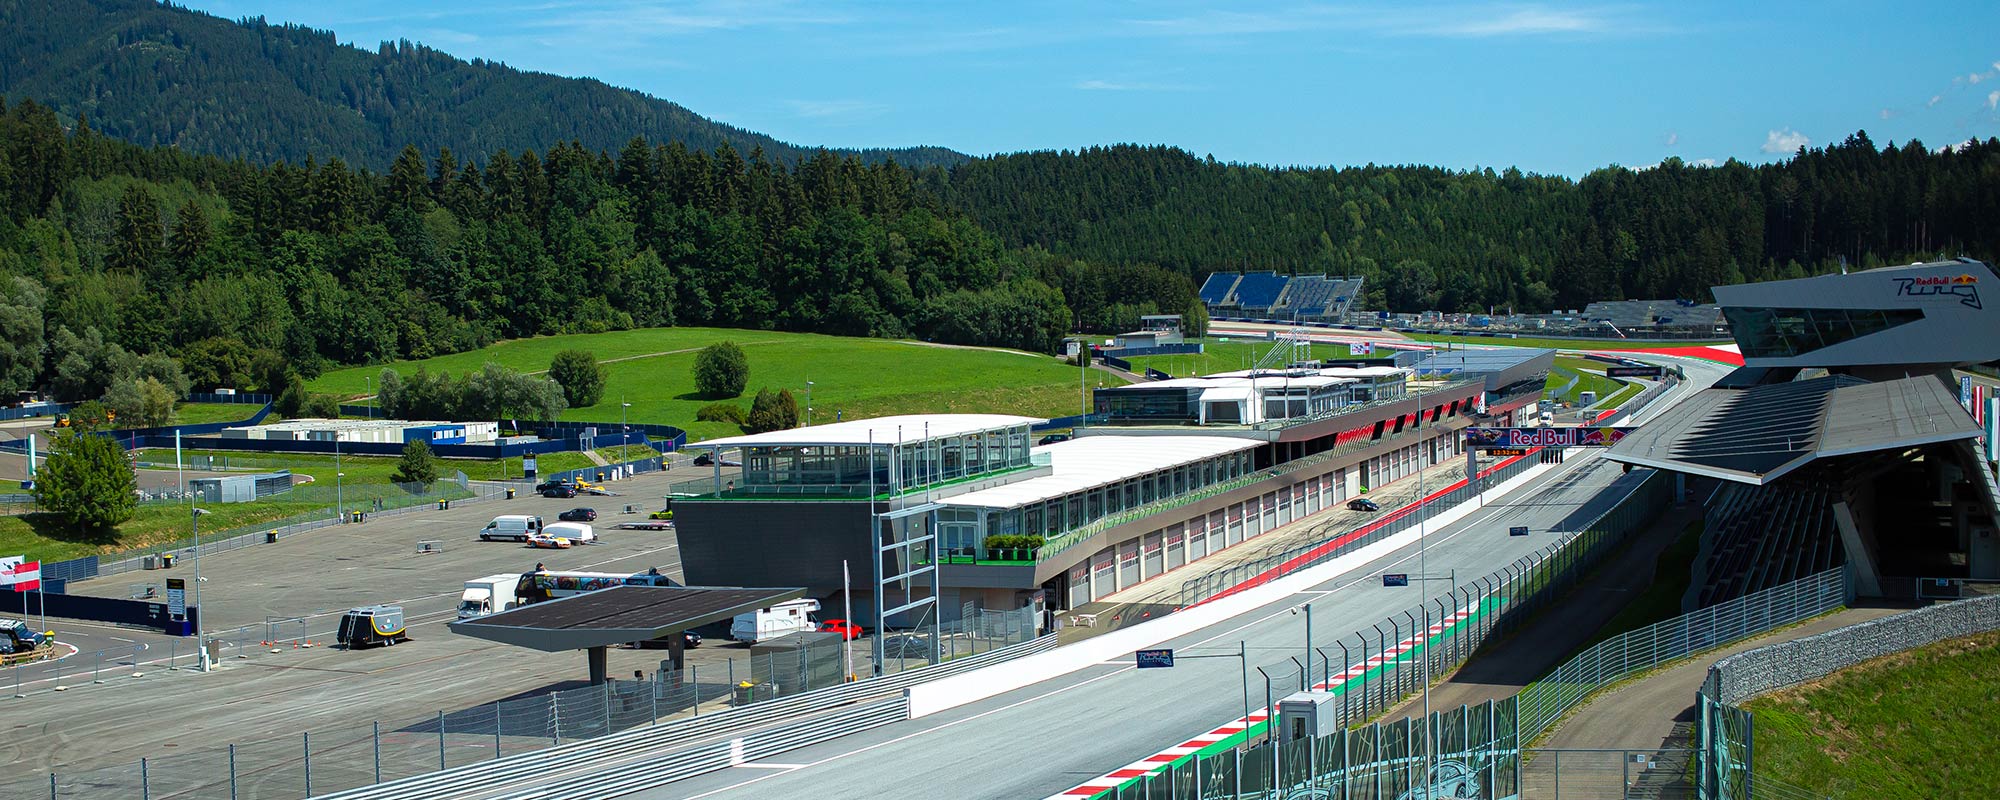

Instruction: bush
[302,393,342,419]
[692,341,748,399]
[982,534,1047,551]
[745,387,799,433]
[547,349,606,408]
[695,402,747,425]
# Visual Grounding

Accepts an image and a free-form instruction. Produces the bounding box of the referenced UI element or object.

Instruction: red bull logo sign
[1894,273,1981,309]
[1463,426,1636,448]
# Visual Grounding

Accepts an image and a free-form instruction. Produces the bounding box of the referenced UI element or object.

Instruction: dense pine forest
[942,139,2000,312]
[0,0,966,171]
[2,0,1998,415]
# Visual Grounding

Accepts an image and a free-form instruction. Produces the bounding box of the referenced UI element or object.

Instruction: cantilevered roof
[697,414,1042,448]
[1606,374,1980,485]
[449,585,805,651]
[942,435,1261,509]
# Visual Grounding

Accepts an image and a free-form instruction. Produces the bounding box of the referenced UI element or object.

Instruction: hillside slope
[0,0,965,170]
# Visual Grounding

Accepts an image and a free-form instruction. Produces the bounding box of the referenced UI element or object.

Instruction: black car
[541,485,577,499]
[1037,433,1073,446]
[682,631,702,649]
[691,453,741,467]
[1347,498,1381,512]
[558,508,597,522]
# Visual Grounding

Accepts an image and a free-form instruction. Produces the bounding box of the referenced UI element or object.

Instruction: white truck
[479,515,544,542]
[729,598,822,644]
[457,574,526,620]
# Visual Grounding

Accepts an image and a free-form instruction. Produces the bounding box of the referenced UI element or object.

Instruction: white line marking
[736,763,807,770]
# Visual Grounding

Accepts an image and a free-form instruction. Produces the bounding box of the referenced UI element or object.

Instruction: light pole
[621,401,631,461]
[805,381,814,427]
[1417,383,1435,791]
[335,438,344,522]
[1293,603,1314,688]
[364,375,372,419]
[192,507,210,672]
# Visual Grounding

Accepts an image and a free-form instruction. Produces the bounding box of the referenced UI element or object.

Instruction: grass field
[1577,520,1702,651]
[1744,630,2000,799]
[1406,332,1733,349]
[1122,336,1356,378]
[172,402,266,426]
[0,502,343,564]
[312,328,1121,441]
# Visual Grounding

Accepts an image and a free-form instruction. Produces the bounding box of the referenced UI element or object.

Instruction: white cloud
[1664,132,1679,147]
[1879,108,1895,120]
[1418,7,1607,37]
[1991,90,2000,110]
[1929,94,1944,107]
[1761,128,1810,154]
[1934,138,1977,154]
[1975,72,1989,84]
[1693,158,1718,167]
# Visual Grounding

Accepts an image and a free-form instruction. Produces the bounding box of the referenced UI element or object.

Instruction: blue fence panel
[0,403,73,422]
[41,557,99,584]
[1098,343,1204,358]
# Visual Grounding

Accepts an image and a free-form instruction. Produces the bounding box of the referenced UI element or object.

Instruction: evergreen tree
[36,428,138,535]
[392,438,441,486]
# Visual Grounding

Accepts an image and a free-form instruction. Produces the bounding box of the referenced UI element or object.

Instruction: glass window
[1724,306,1925,358]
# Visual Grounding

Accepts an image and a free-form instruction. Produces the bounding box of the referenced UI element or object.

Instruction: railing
[669,454,1050,501]
[1517,567,1850,741]
[20,632,1056,800]
[1248,378,1483,431]
[1036,421,1472,565]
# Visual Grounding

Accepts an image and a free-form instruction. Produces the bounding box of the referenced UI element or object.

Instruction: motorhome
[729,598,821,644]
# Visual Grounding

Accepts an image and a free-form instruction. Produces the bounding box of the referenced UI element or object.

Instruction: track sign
[1509,526,1530,537]
[1382,573,1410,587]
[166,577,187,619]
[1606,366,1665,379]
[1136,649,1175,669]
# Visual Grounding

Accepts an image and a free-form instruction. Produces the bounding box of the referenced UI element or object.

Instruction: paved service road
[607,355,1734,800]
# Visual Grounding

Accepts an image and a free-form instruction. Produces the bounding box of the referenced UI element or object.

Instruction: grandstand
[1198,272,1366,320]
[1608,258,2000,608]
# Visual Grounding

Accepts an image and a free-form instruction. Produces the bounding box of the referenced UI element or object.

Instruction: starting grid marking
[1048,600,1493,800]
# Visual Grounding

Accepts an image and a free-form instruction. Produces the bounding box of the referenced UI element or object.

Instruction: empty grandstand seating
[1199,273,1365,320]
[1231,272,1290,312]
[1687,481,1843,610]
[1199,273,1243,307]
[1582,299,1725,331]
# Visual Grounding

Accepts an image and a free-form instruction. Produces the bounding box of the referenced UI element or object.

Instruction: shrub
[692,341,748,399]
[392,438,441,486]
[547,349,606,408]
[36,429,137,534]
[695,402,747,425]
[745,387,799,433]
[982,534,1047,551]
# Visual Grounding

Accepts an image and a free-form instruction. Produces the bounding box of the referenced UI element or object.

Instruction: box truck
[458,574,526,619]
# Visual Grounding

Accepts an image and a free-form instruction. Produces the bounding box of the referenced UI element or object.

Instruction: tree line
[939,138,2000,312]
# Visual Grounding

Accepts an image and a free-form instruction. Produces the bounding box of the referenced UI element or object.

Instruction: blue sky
[178,1,2000,175]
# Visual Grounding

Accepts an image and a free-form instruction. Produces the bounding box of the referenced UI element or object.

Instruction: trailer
[337,605,408,649]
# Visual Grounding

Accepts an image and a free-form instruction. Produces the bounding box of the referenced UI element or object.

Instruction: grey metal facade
[1714,257,2000,370]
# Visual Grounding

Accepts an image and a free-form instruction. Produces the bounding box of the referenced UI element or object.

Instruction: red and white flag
[0,557,39,592]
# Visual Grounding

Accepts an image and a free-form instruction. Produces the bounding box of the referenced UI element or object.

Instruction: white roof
[943,436,1260,509]
[697,414,1043,448]
[1200,387,1254,402]
[1321,366,1404,378]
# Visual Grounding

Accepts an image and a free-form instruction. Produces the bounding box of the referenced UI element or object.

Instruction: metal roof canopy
[1606,374,1981,485]
[449,585,805,652]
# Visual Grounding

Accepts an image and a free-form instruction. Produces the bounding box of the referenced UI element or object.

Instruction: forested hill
[0,0,966,171]
[941,140,2000,311]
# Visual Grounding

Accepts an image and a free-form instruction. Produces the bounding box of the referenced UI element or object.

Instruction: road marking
[736,763,807,770]
[110,637,134,644]
[676,666,1140,800]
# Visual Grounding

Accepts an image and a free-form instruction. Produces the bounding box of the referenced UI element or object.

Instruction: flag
[2,558,39,592]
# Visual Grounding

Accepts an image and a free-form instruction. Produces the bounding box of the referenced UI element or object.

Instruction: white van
[1538,410,1554,427]
[479,515,543,542]
[730,598,821,643]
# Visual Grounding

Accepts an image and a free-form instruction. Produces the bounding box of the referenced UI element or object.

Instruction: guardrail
[311,633,1055,800]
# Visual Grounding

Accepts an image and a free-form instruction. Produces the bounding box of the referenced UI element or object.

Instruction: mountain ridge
[0,0,968,170]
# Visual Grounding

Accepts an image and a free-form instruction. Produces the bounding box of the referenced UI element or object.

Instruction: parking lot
[3,464,839,777]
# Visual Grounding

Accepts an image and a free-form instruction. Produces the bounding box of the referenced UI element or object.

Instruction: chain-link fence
[1517,567,1851,740]
[1521,747,1698,799]
[1111,697,1522,800]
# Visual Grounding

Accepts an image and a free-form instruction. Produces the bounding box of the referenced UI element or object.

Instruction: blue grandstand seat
[1199,273,1243,306]
[1232,272,1290,312]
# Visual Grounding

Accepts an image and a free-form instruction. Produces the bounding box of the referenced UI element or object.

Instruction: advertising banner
[1463,426,1637,449]
[1350,341,1374,356]
[1607,366,1665,379]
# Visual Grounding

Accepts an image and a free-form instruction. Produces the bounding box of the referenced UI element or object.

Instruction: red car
[817,619,865,641]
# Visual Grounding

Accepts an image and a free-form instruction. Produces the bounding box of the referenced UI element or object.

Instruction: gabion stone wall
[1709,595,2000,705]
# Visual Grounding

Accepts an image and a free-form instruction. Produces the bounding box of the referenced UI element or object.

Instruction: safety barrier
[314,634,1051,800]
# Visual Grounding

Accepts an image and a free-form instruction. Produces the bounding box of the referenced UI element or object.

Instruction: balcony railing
[1247,377,1483,431]
[1032,417,1468,564]
[670,453,1051,501]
